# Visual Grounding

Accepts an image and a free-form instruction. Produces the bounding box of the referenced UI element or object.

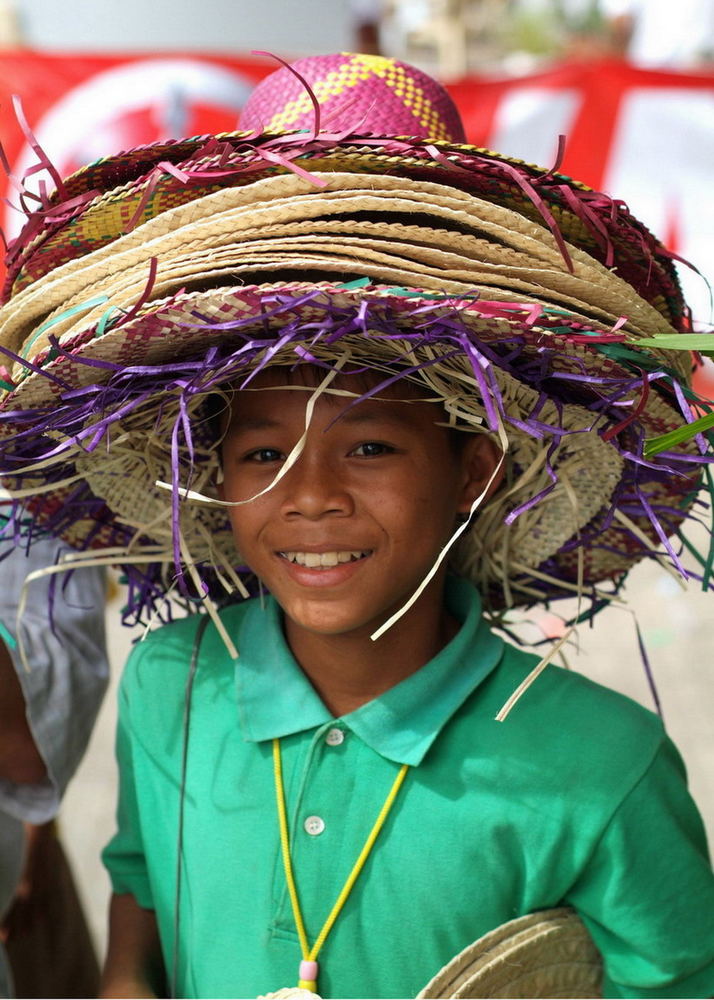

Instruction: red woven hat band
[238,52,467,142]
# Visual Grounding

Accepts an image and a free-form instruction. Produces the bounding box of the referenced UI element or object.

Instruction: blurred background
[0,0,712,971]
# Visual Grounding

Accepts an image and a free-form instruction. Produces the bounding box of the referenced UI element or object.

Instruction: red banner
[1,51,712,395]
[448,59,714,398]
[0,50,272,186]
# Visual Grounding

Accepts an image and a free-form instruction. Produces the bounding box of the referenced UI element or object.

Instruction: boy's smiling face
[220,368,497,645]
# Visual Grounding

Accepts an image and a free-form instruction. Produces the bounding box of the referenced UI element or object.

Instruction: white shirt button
[325,727,345,746]
[304,815,325,836]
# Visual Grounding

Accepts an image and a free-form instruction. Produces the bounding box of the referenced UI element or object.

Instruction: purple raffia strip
[672,377,710,455]
[601,369,650,442]
[0,291,707,624]
[0,342,71,389]
[632,482,687,576]
[170,406,186,587]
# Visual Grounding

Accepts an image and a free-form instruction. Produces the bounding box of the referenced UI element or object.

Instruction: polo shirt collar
[235,577,504,766]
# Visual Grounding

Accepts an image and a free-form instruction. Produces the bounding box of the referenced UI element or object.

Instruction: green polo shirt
[103,580,714,999]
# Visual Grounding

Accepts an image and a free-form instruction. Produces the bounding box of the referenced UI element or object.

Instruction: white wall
[12,0,352,54]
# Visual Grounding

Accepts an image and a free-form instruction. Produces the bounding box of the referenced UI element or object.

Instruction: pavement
[59,527,714,961]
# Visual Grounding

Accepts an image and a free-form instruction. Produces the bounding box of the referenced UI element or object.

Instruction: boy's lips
[277,549,372,569]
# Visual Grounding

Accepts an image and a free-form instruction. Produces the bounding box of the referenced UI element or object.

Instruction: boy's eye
[351,442,394,457]
[245,448,285,463]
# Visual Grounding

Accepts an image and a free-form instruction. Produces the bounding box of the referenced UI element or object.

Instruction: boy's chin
[281,601,386,642]
[277,580,447,645]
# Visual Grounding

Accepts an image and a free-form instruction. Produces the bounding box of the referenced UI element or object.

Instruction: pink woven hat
[238,51,466,141]
[0,52,710,627]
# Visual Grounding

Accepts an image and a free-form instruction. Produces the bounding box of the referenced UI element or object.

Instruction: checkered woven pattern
[238,52,466,141]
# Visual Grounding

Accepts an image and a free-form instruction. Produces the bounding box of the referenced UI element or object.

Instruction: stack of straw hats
[0,53,706,621]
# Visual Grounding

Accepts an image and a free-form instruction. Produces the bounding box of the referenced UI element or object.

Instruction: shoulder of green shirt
[480,638,672,801]
[121,595,669,785]
[119,605,242,708]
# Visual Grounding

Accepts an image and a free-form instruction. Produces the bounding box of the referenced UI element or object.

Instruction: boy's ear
[457,434,504,513]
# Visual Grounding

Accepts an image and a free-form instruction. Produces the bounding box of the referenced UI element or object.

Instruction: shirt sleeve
[0,535,109,824]
[101,646,154,910]
[566,736,714,999]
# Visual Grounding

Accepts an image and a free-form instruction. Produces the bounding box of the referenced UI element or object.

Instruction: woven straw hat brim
[0,277,696,607]
[0,173,685,381]
[417,907,602,999]
[6,138,684,333]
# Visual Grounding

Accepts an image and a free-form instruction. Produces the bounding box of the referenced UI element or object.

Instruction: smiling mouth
[278,550,372,568]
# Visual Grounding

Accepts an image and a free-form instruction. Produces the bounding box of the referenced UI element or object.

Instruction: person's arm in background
[101,894,162,998]
[0,534,109,823]
[0,531,109,997]
[0,641,45,785]
[100,638,168,998]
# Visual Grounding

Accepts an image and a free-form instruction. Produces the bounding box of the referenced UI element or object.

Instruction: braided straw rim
[0,173,686,378]
[5,136,685,335]
[417,907,602,999]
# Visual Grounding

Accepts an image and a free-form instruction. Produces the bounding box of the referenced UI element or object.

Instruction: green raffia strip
[596,343,687,386]
[20,294,110,360]
[565,597,611,629]
[679,465,714,590]
[0,621,16,650]
[96,305,123,338]
[338,277,371,290]
[599,342,669,369]
[644,410,714,458]
[635,334,714,353]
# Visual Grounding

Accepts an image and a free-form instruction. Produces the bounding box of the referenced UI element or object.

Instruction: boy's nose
[279,457,354,519]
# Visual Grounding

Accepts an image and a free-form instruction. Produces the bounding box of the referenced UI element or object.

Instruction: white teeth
[280,550,369,568]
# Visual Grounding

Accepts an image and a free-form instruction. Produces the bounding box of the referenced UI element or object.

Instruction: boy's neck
[283,597,460,718]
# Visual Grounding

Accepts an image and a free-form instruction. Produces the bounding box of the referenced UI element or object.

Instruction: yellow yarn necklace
[272,738,409,994]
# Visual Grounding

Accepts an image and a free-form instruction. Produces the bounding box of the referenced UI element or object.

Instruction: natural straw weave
[417,908,602,999]
[0,278,691,608]
[0,174,684,377]
[9,142,684,336]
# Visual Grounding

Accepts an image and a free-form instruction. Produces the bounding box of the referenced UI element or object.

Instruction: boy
[0,53,712,998]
